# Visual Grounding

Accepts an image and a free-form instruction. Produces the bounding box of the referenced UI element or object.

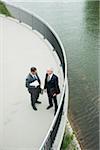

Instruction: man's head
[47,68,53,75]
[30,67,37,75]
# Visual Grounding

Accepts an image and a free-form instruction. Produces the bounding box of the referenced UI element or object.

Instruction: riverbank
[0,1,11,16]
[61,120,81,150]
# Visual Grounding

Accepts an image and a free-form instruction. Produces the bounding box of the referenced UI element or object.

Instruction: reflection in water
[84,1,99,34]
[68,1,99,150]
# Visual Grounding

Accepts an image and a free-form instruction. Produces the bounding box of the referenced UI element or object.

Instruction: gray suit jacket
[26,73,41,92]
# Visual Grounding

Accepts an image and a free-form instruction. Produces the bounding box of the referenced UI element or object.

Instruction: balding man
[44,68,60,115]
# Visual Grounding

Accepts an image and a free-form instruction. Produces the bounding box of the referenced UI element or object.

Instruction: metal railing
[39,82,66,150]
[5,3,66,77]
[5,3,68,149]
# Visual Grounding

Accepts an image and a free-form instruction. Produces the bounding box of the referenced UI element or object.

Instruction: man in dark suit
[26,67,41,111]
[44,68,60,115]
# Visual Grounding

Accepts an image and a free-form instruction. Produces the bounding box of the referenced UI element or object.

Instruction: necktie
[33,75,37,80]
[47,75,50,82]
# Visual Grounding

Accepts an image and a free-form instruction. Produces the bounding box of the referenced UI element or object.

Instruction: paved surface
[0,15,63,150]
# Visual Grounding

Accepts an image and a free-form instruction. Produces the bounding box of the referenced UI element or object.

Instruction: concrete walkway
[0,15,63,150]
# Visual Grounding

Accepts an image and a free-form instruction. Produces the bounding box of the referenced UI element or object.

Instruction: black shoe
[46,105,53,110]
[54,107,58,115]
[36,101,42,104]
[32,106,37,111]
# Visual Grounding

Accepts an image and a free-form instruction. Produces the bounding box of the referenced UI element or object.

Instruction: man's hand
[43,89,47,93]
[40,89,44,94]
[53,93,56,97]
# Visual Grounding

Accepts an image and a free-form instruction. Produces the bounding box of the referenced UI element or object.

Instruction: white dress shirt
[47,74,53,81]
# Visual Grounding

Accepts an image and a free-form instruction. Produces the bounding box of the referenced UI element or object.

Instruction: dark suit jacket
[26,73,41,93]
[44,74,60,96]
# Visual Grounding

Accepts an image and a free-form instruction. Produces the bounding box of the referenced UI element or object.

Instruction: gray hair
[47,68,54,72]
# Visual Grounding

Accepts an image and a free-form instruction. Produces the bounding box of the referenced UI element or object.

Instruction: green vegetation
[61,128,80,150]
[0,1,11,16]
[61,133,74,150]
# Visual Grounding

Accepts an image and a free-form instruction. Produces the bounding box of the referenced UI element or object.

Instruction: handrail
[4,2,68,149]
[39,81,66,150]
[5,2,66,77]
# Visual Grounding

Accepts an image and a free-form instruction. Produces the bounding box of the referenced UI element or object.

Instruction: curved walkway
[0,15,63,150]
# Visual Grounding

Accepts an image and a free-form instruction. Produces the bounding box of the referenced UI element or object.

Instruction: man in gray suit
[26,67,41,111]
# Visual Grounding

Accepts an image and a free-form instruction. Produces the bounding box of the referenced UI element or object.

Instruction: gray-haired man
[44,68,60,115]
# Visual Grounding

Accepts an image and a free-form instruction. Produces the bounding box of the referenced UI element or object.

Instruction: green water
[13,1,99,150]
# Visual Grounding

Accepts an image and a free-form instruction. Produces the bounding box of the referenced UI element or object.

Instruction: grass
[0,1,11,16]
[61,130,80,150]
[61,133,74,150]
